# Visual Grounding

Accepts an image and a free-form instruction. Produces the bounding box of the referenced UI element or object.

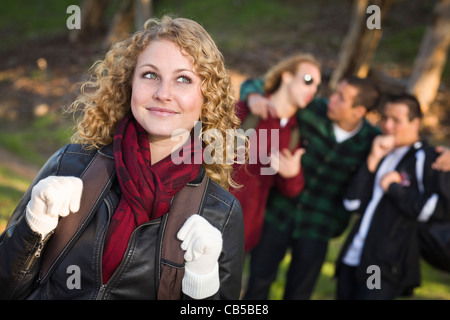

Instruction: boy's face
[327,81,360,125]
[380,102,420,147]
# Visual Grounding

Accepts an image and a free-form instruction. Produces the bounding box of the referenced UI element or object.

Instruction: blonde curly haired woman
[0,16,245,300]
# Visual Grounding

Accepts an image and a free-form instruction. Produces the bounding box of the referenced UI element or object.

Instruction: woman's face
[131,39,204,143]
[286,62,321,109]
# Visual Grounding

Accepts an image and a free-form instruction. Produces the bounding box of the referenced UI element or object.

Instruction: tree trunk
[134,0,153,30]
[103,0,153,48]
[103,0,135,48]
[329,0,393,91]
[329,0,368,91]
[69,0,110,43]
[406,0,450,114]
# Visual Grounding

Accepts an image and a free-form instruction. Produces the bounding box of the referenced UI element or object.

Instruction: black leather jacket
[0,143,244,300]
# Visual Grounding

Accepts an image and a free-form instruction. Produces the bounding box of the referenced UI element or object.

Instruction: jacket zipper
[96,284,107,300]
[24,231,54,272]
[96,197,114,300]
[96,198,162,299]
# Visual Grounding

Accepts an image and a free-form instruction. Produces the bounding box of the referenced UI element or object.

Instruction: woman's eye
[177,75,192,84]
[143,72,158,80]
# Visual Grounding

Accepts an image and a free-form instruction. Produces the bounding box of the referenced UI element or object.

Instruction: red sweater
[231,100,305,252]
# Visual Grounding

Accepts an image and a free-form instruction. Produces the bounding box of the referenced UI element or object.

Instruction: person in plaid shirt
[241,76,381,300]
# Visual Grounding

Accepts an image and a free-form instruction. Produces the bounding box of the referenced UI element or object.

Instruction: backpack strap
[415,145,440,223]
[241,113,260,132]
[289,127,300,152]
[40,150,116,279]
[157,173,209,300]
[241,113,300,152]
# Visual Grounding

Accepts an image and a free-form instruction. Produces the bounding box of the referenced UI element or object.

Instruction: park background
[0,0,449,299]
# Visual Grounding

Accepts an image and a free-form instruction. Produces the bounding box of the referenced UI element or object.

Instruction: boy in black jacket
[336,93,450,300]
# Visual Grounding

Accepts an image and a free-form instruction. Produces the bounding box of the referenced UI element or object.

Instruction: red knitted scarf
[102,113,202,283]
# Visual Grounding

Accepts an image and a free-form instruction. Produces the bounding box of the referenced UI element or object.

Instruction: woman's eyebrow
[138,64,194,73]
[138,63,158,70]
[174,68,195,74]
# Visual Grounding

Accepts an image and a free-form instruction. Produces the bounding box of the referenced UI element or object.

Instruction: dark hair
[345,76,380,112]
[385,93,422,121]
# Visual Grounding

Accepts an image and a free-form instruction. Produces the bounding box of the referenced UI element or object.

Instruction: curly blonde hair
[264,53,321,94]
[68,16,244,189]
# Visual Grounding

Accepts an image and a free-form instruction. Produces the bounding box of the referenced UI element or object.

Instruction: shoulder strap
[40,151,116,278]
[289,128,300,152]
[157,173,209,300]
[415,148,426,194]
[241,113,260,132]
[241,113,300,152]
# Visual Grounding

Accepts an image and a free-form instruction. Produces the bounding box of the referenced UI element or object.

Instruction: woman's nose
[153,81,172,101]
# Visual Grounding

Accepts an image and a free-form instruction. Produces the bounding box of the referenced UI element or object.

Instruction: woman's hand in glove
[26,176,83,238]
[177,214,223,299]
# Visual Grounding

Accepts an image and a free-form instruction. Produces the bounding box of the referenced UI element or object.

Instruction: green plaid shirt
[240,80,381,241]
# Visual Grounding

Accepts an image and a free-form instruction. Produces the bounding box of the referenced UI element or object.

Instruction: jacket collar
[188,165,206,186]
[99,143,114,159]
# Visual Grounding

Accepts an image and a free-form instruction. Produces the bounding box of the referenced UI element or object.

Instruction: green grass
[0,0,82,50]
[241,229,450,300]
[0,113,73,166]
[374,25,426,66]
[155,0,317,51]
[0,165,31,231]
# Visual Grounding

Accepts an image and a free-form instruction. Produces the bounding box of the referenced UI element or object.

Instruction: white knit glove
[177,215,223,299]
[26,176,83,239]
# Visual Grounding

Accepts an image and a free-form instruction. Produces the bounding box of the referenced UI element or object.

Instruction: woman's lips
[146,107,179,117]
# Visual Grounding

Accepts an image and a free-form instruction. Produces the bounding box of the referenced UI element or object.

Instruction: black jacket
[0,143,245,300]
[336,141,450,296]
